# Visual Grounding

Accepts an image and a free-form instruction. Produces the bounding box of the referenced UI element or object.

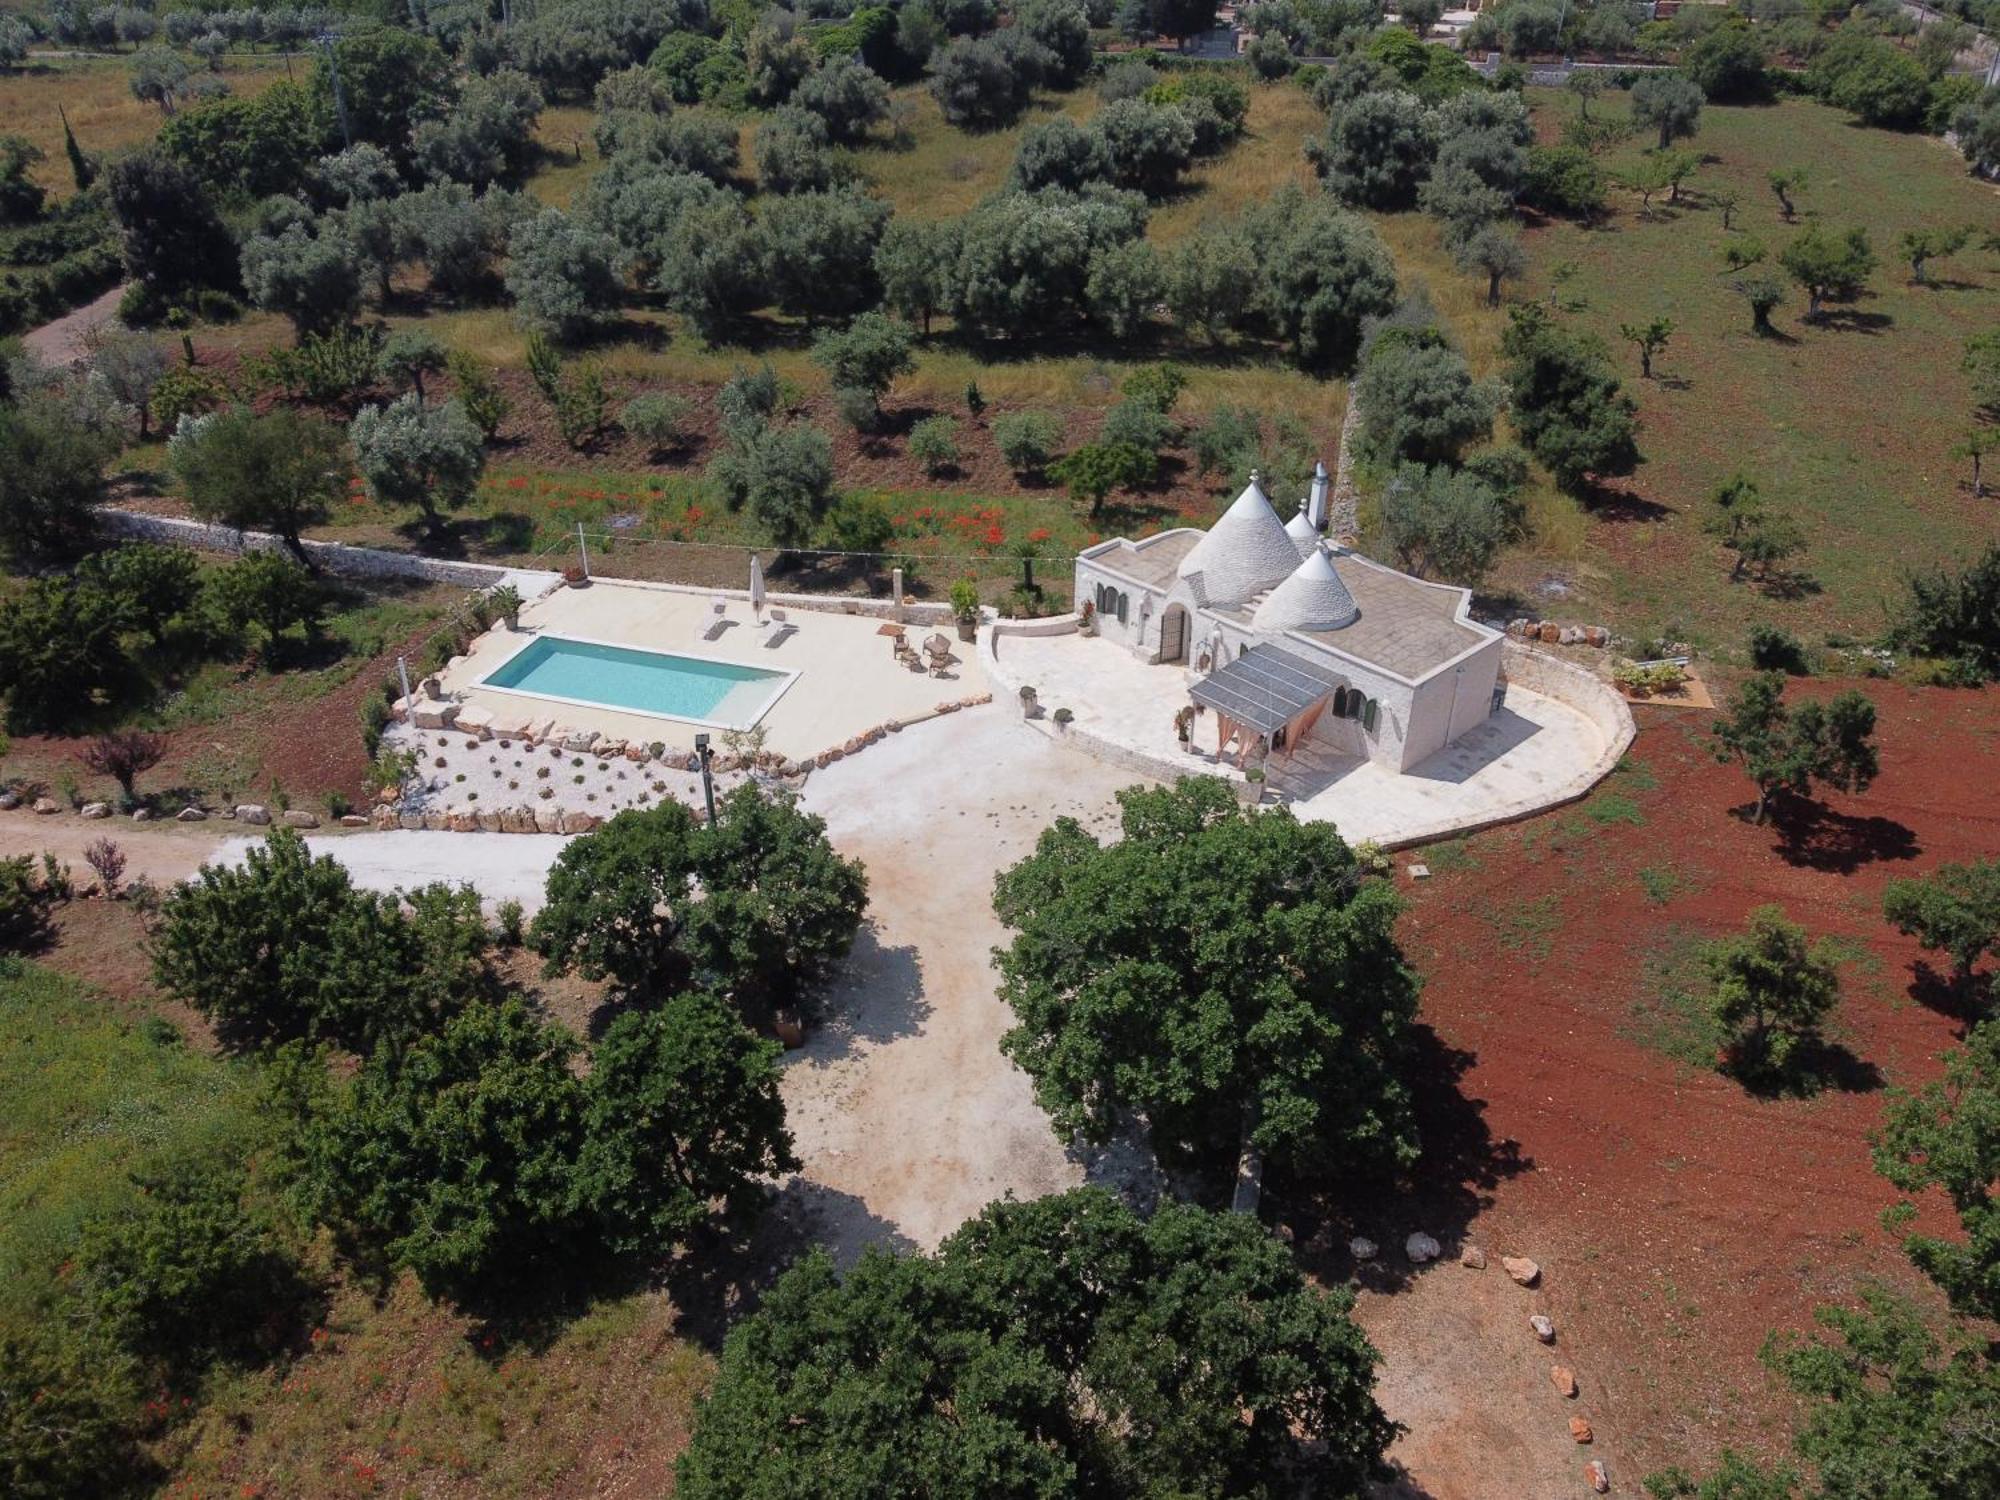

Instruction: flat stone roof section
[1085,529,1201,592]
[1295,552,1489,681]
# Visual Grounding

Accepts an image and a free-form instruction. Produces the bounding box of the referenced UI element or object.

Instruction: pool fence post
[576,522,591,579]
[396,654,412,712]
[891,565,903,621]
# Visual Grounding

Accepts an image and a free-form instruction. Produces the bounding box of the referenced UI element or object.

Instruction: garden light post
[396,654,412,707]
[694,733,716,825]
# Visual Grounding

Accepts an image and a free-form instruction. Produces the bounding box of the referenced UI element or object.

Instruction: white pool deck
[988,631,1622,849]
[435,579,988,761]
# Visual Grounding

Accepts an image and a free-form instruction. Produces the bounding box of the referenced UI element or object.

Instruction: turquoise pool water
[481,637,790,726]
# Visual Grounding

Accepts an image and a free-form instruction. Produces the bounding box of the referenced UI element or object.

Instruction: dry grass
[1488,90,2000,647]
[858,83,1095,220]
[0,54,296,202]
[1148,81,1321,245]
[170,1259,710,1497]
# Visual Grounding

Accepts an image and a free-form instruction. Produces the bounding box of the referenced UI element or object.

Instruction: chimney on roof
[1306,459,1330,531]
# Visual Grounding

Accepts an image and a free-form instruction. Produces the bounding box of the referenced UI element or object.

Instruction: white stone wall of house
[1075,563,1147,653]
[1399,638,1503,772]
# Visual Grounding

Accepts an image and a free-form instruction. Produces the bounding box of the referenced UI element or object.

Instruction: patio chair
[764,621,798,648]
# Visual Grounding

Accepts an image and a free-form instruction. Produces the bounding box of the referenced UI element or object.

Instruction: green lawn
[0,960,258,1330]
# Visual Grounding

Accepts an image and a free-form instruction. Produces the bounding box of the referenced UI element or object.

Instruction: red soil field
[1381,681,1995,1482]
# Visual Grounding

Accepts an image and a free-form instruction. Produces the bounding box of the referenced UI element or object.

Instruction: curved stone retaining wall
[1499,640,1636,770]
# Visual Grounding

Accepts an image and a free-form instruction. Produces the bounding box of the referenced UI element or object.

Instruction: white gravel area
[210,830,572,910]
[381,720,754,825]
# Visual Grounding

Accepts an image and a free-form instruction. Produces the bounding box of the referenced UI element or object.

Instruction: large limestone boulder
[236,804,271,825]
[412,701,460,731]
[80,802,111,819]
[454,703,495,738]
[282,810,320,829]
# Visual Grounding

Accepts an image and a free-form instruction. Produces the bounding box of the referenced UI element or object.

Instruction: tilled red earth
[1377,681,1995,1483]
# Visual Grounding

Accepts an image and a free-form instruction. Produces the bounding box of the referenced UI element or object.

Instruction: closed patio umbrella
[749,552,767,624]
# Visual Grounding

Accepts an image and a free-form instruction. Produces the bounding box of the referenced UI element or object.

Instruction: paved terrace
[434,579,988,762]
[988,630,1620,848]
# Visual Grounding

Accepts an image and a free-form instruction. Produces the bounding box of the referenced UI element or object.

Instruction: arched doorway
[1158,604,1189,663]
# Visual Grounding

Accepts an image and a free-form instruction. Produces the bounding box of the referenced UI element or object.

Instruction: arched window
[1116,591,1129,625]
[1362,698,1379,733]
[1333,686,1349,718]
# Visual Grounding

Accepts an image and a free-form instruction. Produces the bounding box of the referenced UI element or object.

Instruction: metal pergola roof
[1189,644,1344,735]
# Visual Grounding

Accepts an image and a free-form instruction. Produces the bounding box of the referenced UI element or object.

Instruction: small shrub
[495,898,525,946]
[621,391,696,454]
[0,853,55,950]
[908,415,960,476]
[83,838,126,893]
[993,410,1061,476]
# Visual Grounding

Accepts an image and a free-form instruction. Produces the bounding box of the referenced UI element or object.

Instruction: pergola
[1190,644,1344,767]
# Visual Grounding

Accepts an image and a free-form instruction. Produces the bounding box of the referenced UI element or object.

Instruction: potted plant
[1239,767,1266,805]
[1052,706,1073,730]
[949,578,980,643]
[562,563,589,589]
[489,583,523,630]
[1019,684,1039,719]
[1078,599,1096,636]
[1174,705,1195,749]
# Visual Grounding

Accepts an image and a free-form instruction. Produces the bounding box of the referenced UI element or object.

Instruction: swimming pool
[479,635,797,729]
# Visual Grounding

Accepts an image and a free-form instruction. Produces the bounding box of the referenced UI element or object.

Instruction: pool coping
[474,629,804,733]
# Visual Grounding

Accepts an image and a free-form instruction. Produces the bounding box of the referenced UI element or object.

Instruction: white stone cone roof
[1251,547,1359,634]
[1283,505,1320,557]
[1177,474,1301,607]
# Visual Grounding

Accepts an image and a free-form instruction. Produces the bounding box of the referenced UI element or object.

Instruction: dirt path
[0,808,225,883]
[782,706,1147,1260]
[21,283,126,367]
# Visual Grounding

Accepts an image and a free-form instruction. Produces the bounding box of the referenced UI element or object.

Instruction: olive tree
[1354,328,1496,465]
[1631,70,1704,150]
[792,54,890,143]
[350,393,486,538]
[239,216,365,339]
[505,208,629,339]
[1306,89,1436,210]
[171,405,346,568]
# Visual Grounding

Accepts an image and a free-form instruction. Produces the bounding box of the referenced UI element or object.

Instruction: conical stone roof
[1251,547,1359,634]
[1283,504,1320,557]
[1176,474,1302,607]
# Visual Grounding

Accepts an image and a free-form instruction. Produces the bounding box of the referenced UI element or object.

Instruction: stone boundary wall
[97,507,563,593]
[580,571,958,626]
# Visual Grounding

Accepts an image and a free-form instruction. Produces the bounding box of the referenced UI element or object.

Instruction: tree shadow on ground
[663,1179,916,1352]
[1728,1036,1884,1099]
[1904,958,1994,1028]
[1370,1470,1447,1500]
[1274,1025,1532,1297]
[1582,483,1672,524]
[789,925,930,1064]
[1769,800,1920,875]
[1812,307,1894,335]
[1756,566,1822,600]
